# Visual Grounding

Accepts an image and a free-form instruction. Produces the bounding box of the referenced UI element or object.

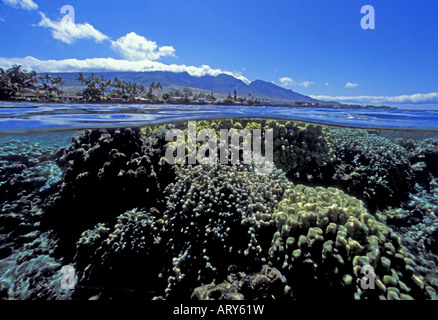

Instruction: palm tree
[127,82,133,101]
[38,73,52,98]
[7,64,23,82]
[97,76,111,98]
[42,73,51,85]
[106,79,112,97]
[97,75,105,97]
[51,76,60,96]
[139,84,146,98]
[23,70,37,90]
[121,80,127,99]
[112,76,122,97]
[0,67,16,100]
[24,70,38,99]
[132,82,139,101]
[7,64,26,95]
[155,82,162,97]
[85,73,96,85]
[76,72,85,93]
[54,76,66,98]
[40,82,52,99]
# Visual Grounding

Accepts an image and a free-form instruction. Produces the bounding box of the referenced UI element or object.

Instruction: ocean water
[2,102,438,133]
[1,101,438,301]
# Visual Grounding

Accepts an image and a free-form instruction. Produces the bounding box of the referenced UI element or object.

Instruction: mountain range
[51,71,322,104]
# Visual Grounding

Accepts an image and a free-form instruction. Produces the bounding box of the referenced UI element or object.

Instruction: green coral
[268,184,431,300]
[156,119,334,182]
[264,120,334,181]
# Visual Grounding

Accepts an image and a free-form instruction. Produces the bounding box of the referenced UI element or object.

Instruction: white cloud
[310,93,438,105]
[279,77,294,86]
[280,77,314,88]
[325,82,330,86]
[0,56,250,84]
[345,82,359,88]
[37,12,109,44]
[2,0,38,10]
[110,32,175,61]
[299,81,314,88]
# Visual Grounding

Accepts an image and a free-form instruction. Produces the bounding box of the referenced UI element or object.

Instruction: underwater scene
[1,103,438,301]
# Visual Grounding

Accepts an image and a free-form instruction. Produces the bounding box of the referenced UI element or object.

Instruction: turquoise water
[1,101,438,301]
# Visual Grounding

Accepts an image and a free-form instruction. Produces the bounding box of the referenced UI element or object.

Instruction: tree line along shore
[0,65,395,109]
[0,65,265,106]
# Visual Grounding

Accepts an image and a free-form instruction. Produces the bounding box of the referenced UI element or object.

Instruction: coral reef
[268,184,432,300]
[191,264,292,300]
[395,138,438,178]
[162,161,289,298]
[0,139,71,300]
[163,119,335,182]
[2,122,438,301]
[73,208,167,299]
[0,251,72,300]
[72,160,290,299]
[331,129,415,210]
[43,127,174,254]
[264,120,335,182]
[376,177,438,297]
[0,140,61,202]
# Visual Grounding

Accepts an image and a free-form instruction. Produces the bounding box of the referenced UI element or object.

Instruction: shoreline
[0,99,397,110]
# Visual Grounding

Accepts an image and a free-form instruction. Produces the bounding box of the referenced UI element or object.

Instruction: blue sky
[0,0,437,109]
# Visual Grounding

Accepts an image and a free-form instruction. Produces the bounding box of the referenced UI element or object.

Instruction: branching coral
[162,161,290,298]
[332,129,415,210]
[74,208,167,298]
[43,127,174,254]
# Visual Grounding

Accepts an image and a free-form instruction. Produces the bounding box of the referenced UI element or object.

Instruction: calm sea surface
[1,102,438,133]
